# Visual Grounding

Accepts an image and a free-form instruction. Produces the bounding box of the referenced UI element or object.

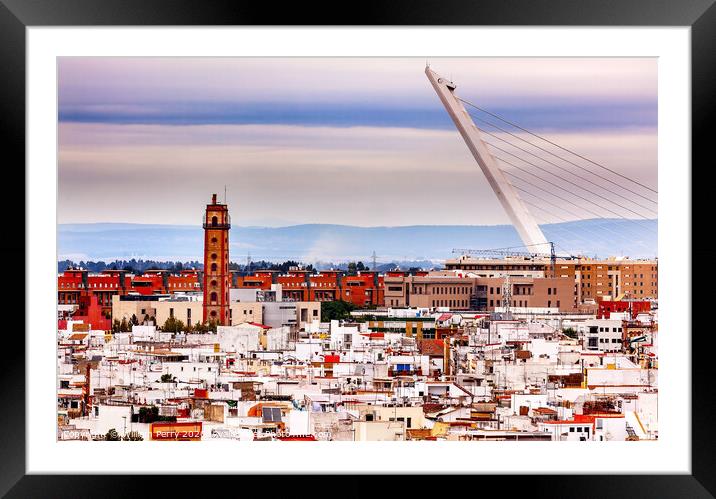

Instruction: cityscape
[57,58,657,442]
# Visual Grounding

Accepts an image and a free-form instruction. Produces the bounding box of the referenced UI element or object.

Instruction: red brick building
[597,299,651,319]
[235,269,387,307]
[58,269,201,320]
[202,193,231,325]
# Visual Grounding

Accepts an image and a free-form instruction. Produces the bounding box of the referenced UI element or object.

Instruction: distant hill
[57,219,657,263]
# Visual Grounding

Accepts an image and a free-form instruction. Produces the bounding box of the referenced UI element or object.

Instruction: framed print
[2,0,711,496]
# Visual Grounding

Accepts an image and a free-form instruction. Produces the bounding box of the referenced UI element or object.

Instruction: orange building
[339,272,384,307]
[445,256,657,303]
[167,270,203,293]
[58,268,201,320]
[308,270,341,302]
[202,193,231,325]
[384,273,581,312]
[234,269,386,307]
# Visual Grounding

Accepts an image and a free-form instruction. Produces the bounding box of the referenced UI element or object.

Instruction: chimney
[212,193,217,204]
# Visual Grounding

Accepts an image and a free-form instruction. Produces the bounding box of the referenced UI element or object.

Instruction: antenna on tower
[502,273,512,319]
[224,185,227,204]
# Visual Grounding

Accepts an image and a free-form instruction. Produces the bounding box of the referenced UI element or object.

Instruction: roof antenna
[224,184,227,204]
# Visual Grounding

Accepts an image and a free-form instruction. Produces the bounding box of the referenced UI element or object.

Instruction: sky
[58,57,657,227]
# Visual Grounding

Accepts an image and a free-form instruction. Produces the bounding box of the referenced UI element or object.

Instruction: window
[211,263,218,272]
[262,407,282,423]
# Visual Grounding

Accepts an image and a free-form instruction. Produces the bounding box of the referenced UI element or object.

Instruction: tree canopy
[162,317,185,333]
[321,300,357,322]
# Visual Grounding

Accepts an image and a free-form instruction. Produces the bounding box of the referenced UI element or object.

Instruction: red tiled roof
[541,413,623,425]
[248,322,271,329]
[422,403,447,414]
[360,332,384,339]
[419,340,445,357]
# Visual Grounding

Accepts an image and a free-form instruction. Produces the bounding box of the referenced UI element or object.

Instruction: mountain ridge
[58,219,657,262]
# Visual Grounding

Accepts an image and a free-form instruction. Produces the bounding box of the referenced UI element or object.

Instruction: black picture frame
[2,0,709,496]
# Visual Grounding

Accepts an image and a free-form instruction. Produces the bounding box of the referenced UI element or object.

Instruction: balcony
[202,213,231,230]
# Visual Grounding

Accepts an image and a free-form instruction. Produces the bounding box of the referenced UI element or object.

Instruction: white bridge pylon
[426,66,551,255]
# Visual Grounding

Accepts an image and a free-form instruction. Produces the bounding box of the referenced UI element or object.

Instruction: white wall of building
[217,324,261,355]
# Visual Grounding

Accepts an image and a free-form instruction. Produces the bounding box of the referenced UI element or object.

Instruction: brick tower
[203,193,231,325]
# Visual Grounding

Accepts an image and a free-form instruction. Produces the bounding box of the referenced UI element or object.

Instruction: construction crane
[452,242,562,278]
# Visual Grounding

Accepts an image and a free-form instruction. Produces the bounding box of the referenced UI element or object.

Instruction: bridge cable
[485,141,655,221]
[508,171,657,245]
[491,152,657,234]
[527,212,604,256]
[464,111,658,206]
[505,170,657,249]
[510,176,655,251]
[458,97,658,195]
[520,197,651,251]
[469,117,657,216]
